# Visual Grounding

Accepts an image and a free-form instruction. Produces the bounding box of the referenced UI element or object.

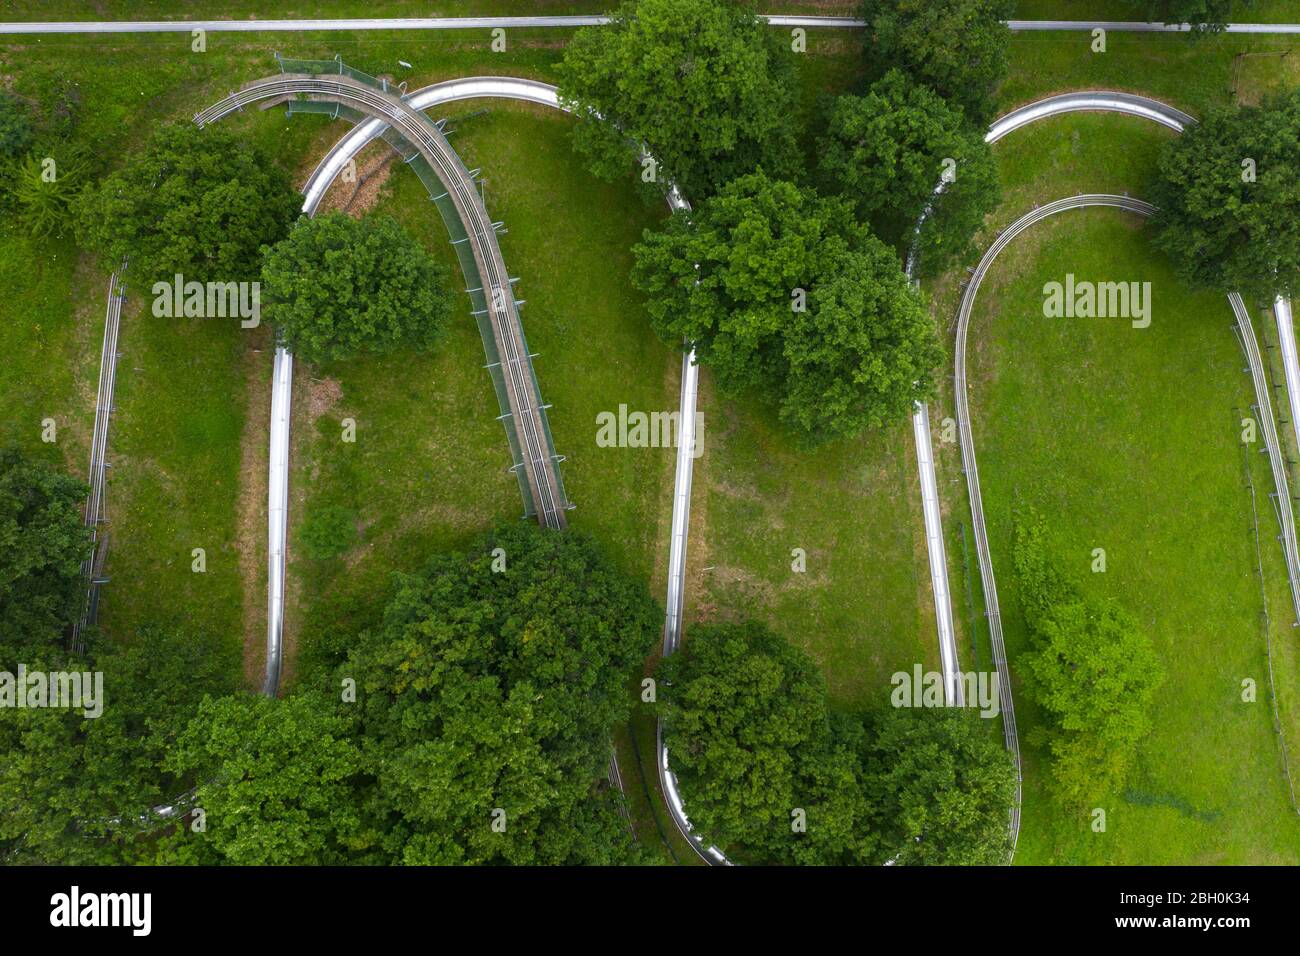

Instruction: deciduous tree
[658,621,877,864]
[76,122,299,285]
[818,70,999,275]
[632,171,941,444]
[261,212,451,363]
[1151,88,1300,301]
[557,0,801,200]
[860,0,1014,127]
[0,447,92,653]
[342,524,659,864]
[1013,514,1165,807]
[865,707,1015,865]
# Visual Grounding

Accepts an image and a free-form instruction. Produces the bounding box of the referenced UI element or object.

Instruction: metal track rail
[953,196,1153,852]
[298,74,722,865]
[197,74,566,531]
[71,264,126,652]
[952,192,1300,857]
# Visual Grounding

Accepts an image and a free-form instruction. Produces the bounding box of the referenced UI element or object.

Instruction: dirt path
[237,327,273,689]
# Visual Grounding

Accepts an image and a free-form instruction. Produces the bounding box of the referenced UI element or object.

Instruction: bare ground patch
[237,326,273,689]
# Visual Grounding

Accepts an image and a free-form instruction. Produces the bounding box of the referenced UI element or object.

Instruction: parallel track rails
[297,75,722,864]
[197,74,565,531]
[71,264,126,652]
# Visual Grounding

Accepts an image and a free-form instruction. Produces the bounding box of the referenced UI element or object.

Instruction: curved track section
[276,75,721,863]
[953,195,1153,850]
[952,192,1300,856]
[909,90,1235,858]
[912,93,1192,713]
[198,72,568,705]
[986,91,1193,143]
[197,73,567,533]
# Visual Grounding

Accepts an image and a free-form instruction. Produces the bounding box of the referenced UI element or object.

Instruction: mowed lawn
[966,209,1300,864]
[0,232,94,472]
[683,367,935,713]
[96,108,329,668]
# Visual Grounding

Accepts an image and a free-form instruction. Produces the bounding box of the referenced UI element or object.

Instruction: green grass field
[682,382,935,713]
[0,232,94,473]
[5,11,1300,865]
[963,209,1300,864]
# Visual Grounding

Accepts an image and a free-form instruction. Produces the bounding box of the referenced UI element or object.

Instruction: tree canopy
[0,446,92,654]
[260,212,452,363]
[75,121,300,285]
[337,524,659,864]
[556,0,801,200]
[658,620,877,864]
[4,525,659,865]
[160,692,364,865]
[0,625,238,865]
[865,707,1015,865]
[860,0,1014,127]
[632,170,941,444]
[1151,87,1300,302]
[818,69,1000,276]
[1013,515,1165,808]
[659,619,1016,864]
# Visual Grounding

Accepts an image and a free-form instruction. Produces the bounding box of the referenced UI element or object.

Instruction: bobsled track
[195,69,572,701]
[923,93,1300,856]
[89,77,1300,856]
[195,71,722,863]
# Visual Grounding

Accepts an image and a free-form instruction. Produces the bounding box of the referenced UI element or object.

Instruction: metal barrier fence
[71,263,127,652]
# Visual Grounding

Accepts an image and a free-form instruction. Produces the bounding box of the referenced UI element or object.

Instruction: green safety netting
[274,53,393,92]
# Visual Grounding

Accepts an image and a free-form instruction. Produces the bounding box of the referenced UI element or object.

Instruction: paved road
[7,16,1300,34]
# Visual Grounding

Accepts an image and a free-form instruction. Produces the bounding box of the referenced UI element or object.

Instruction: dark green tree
[0,624,238,865]
[343,524,659,864]
[658,621,877,864]
[0,447,92,653]
[75,122,299,285]
[865,708,1015,865]
[818,70,999,275]
[632,170,941,444]
[556,0,801,200]
[860,0,1014,127]
[261,212,451,363]
[1013,515,1165,808]
[1151,87,1300,301]
[159,692,364,865]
